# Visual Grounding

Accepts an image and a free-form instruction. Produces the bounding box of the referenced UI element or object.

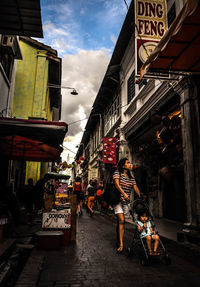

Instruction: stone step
[0,239,16,264]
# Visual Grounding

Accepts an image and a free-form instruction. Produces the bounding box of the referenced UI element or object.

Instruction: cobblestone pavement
[36,211,200,287]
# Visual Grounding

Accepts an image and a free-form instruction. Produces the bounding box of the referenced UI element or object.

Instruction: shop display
[40,180,72,247]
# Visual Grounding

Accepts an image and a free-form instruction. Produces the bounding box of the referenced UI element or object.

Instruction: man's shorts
[113,202,131,218]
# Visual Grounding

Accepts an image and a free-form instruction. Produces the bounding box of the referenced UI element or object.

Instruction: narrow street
[28,211,200,287]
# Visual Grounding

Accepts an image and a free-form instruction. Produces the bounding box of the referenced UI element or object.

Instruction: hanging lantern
[77,160,81,164]
[80,156,85,161]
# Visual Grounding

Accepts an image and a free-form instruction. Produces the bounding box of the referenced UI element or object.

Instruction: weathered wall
[13,40,52,184]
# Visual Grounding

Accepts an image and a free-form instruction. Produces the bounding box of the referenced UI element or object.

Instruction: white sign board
[42,210,71,229]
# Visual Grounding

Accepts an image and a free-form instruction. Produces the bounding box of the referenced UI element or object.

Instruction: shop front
[0,117,68,242]
[124,89,187,222]
[138,0,200,227]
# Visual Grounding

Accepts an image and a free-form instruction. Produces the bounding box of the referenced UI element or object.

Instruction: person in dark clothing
[133,166,148,200]
[96,182,103,210]
[34,177,46,211]
[24,178,34,213]
[73,176,84,216]
[5,184,20,225]
[87,181,96,216]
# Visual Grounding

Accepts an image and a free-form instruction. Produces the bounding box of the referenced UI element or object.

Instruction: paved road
[36,211,200,287]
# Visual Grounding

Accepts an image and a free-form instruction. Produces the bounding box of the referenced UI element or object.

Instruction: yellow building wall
[13,40,53,184]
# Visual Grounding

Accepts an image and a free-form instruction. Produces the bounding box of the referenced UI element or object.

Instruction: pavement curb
[15,249,44,287]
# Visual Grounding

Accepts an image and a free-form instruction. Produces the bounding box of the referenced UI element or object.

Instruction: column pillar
[176,77,200,226]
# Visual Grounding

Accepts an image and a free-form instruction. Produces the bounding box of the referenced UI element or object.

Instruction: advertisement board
[103,137,117,164]
[42,210,71,229]
[135,0,167,77]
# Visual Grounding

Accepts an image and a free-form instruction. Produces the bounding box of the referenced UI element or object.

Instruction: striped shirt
[113,170,136,203]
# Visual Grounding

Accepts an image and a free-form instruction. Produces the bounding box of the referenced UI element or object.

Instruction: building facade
[75,0,200,232]
[12,37,62,185]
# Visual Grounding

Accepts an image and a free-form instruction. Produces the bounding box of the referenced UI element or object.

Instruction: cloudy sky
[39,0,131,162]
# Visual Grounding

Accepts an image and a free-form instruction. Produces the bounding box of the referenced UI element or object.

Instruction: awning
[0,118,68,162]
[0,0,43,37]
[140,0,200,79]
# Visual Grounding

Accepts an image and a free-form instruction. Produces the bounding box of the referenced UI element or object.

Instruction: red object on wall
[80,156,85,161]
[103,137,117,164]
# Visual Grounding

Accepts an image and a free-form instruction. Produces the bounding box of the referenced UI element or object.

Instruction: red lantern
[77,160,81,164]
[80,156,85,161]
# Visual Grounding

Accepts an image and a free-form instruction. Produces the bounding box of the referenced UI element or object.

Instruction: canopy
[140,0,200,79]
[0,0,43,37]
[0,118,68,162]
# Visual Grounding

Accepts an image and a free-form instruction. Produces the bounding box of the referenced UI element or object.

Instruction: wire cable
[68,118,88,125]
[123,0,129,10]
[62,145,76,154]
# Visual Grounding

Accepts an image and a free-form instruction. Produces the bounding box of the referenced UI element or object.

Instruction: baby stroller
[127,199,171,266]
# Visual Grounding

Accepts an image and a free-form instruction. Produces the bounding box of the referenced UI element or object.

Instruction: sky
[39,0,132,162]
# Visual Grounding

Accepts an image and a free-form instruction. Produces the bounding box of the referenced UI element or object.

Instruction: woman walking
[73,176,84,216]
[113,157,141,253]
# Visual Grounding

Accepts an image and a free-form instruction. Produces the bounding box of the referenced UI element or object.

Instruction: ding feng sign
[135,0,167,77]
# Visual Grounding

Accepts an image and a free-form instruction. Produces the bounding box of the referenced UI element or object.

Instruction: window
[0,52,13,80]
[104,93,121,134]
[127,70,135,104]
[167,2,176,27]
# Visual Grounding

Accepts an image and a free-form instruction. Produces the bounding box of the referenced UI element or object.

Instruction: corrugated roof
[0,0,43,38]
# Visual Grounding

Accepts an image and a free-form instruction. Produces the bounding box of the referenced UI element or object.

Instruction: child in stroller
[136,207,160,255]
[128,199,171,265]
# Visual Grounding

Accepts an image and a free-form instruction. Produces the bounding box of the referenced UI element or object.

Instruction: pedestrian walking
[87,181,96,216]
[96,181,103,211]
[73,176,84,216]
[113,157,141,253]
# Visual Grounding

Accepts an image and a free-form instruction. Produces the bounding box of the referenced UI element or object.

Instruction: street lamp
[48,84,78,95]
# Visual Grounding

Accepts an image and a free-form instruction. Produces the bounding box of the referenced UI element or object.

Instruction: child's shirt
[136,220,152,238]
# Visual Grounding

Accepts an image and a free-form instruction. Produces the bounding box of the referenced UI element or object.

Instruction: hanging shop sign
[135,0,167,77]
[103,137,117,164]
[42,210,71,229]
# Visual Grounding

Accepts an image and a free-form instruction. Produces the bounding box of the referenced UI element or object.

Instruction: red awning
[0,118,68,162]
[140,0,200,78]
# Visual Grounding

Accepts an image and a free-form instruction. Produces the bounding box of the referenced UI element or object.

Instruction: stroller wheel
[140,258,149,266]
[163,255,171,265]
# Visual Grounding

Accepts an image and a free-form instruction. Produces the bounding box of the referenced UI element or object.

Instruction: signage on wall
[135,0,167,77]
[103,137,117,164]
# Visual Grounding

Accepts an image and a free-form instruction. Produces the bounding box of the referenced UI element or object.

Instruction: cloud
[95,0,131,28]
[61,49,110,139]
[41,21,82,56]
[110,34,117,44]
[39,0,132,161]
